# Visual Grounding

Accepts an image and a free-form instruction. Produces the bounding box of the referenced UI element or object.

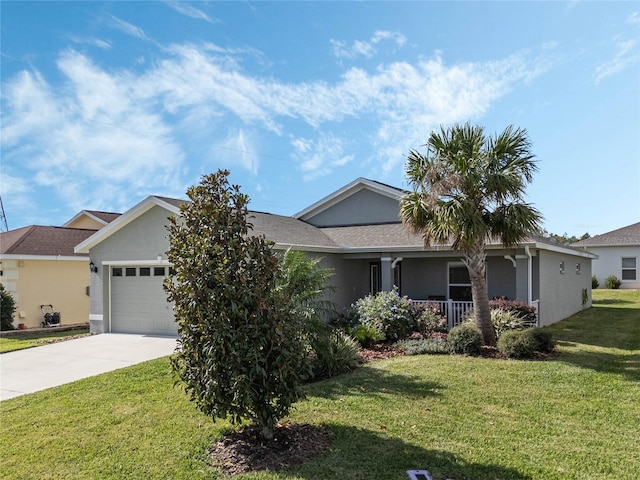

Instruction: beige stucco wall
[0,258,90,329]
[65,216,104,230]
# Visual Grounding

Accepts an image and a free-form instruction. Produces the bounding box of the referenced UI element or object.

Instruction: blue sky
[1,1,639,237]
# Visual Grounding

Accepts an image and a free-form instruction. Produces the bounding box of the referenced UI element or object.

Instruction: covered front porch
[327,248,541,327]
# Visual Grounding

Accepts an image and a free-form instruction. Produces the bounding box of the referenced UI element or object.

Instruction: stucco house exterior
[76,178,595,336]
[0,211,120,329]
[573,222,640,289]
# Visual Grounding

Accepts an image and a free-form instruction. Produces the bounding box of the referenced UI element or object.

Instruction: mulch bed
[359,342,405,362]
[209,423,332,475]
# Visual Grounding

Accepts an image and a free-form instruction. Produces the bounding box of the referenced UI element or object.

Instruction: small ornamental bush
[351,324,385,348]
[497,330,537,359]
[411,303,447,334]
[527,328,555,353]
[592,275,599,289]
[0,284,16,331]
[604,275,622,289]
[491,309,532,338]
[396,337,448,355]
[447,323,483,356]
[310,330,361,380]
[488,298,537,324]
[352,289,413,342]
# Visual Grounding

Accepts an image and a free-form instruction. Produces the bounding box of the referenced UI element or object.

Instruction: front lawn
[0,328,90,353]
[0,290,638,479]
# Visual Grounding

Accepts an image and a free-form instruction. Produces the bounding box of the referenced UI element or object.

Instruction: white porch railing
[410,299,474,329]
[411,299,541,329]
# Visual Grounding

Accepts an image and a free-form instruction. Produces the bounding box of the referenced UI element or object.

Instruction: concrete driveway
[0,333,178,401]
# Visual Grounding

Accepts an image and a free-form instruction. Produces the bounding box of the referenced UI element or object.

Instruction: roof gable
[294,178,406,226]
[74,196,183,254]
[63,210,121,229]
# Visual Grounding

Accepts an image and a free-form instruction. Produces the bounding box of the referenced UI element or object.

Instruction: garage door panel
[111,267,177,336]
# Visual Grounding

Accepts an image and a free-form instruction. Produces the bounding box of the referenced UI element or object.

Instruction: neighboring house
[0,211,120,329]
[573,222,640,289]
[76,178,595,336]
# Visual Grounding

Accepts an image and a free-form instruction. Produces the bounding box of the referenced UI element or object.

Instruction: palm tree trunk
[464,243,497,347]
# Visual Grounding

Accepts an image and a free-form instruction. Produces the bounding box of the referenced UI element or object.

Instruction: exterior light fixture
[89,261,98,273]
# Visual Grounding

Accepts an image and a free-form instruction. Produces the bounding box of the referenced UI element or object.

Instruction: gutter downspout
[525,245,536,326]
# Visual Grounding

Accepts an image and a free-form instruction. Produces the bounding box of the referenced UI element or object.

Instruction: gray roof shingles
[573,222,640,247]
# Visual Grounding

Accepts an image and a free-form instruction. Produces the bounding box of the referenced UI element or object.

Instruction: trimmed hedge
[448,323,482,356]
[498,328,555,359]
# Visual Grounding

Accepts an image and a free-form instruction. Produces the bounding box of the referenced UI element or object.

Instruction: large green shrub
[165,170,309,440]
[447,323,483,356]
[592,275,599,289]
[276,248,335,324]
[0,284,16,331]
[352,289,413,341]
[604,275,622,289]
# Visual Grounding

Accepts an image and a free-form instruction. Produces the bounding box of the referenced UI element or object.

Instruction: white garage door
[110,266,177,336]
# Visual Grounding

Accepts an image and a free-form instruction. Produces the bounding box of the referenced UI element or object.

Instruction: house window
[125,267,136,277]
[140,267,151,277]
[370,262,381,295]
[622,257,637,281]
[154,267,166,276]
[448,263,472,301]
[112,267,123,277]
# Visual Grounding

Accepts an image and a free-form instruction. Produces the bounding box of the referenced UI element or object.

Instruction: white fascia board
[0,254,89,262]
[293,178,403,220]
[63,210,108,228]
[74,196,181,254]
[63,210,107,227]
[531,241,598,259]
[102,259,172,266]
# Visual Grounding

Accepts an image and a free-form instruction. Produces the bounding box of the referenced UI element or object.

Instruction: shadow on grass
[593,298,636,306]
[554,343,640,382]
[305,364,444,401]
[547,306,640,351]
[293,424,532,480]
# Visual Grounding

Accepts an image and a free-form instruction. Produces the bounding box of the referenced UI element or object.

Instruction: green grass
[1,290,638,479]
[0,329,90,353]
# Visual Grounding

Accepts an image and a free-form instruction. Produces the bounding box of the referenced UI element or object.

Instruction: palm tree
[400,123,542,346]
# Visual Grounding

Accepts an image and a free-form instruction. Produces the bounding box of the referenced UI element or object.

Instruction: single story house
[76,178,595,336]
[573,222,639,289]
[0,211,120,329]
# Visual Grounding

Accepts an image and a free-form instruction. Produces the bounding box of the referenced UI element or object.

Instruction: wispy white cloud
[67,35,112,50]
[331,31,407,59]
[164,1,217,23]
[1,41,543,215]
[107,14,150,41]
[594,38,639,84]
[291,134,354,181]
[627,11,640,24]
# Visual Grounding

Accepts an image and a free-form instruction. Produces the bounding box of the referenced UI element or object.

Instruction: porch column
[381,256,393,292]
